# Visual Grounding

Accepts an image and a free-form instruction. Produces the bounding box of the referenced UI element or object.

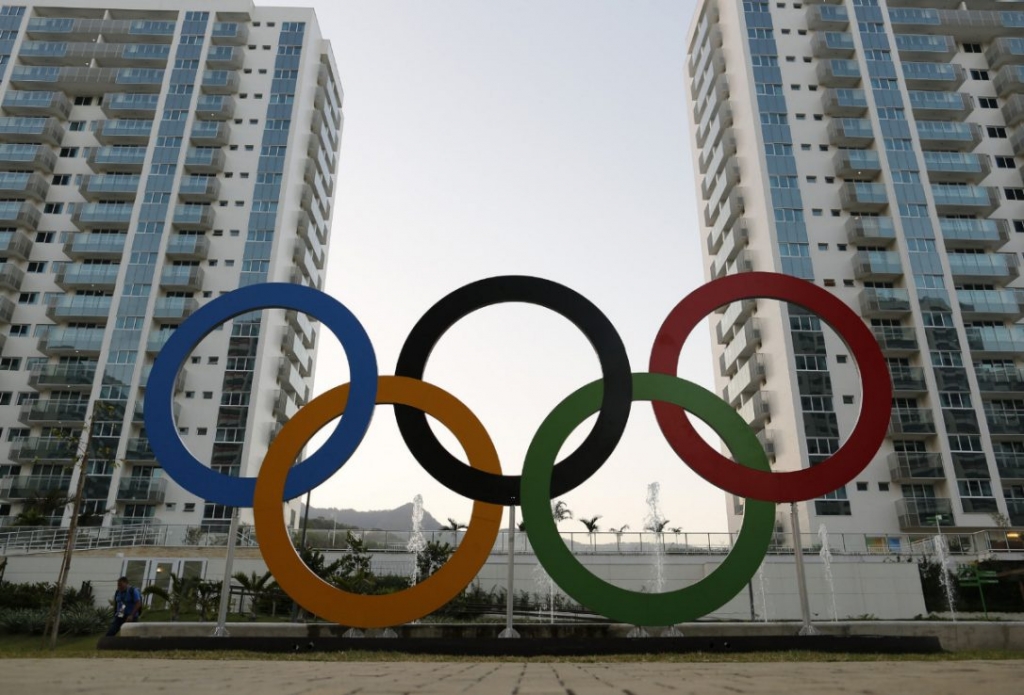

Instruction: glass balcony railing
[63,232,127,259]
[924,152,990,182]
[812,31,855,58]
[193,94,234,120]
[200,70,239,94]
[28,363,97,390]
[211,22,248,45]
[80,174,141,199]
[807,4,849,30]
[46,295,113,321]
[37,327,105,354]
[0,202,41,230]
[19,399,89,424]
[0,475,72,501]
[101,92,159,117]
[957,289,1024,318]
[909,90,972,119]
[72,202,134,228]
[0,116,64,144]
[890,365,926,393]
[974,366,1024,394]
[87,146,146,171]
[0,262,25,292]
[0,143,57,172]
[840,182,889,211]
[116,477,167,504]
[854,250,903,279]
[895,33,957,61]
[153,296,198,322]
[985,411,1024,437]
[995,452,1024,480]
[994,65,1024,99]
[177,175,219,200]
[931,184,999,213]
[8,437,79,463]
[159,265,204,290]
[948,252,1018,282]
[124,437,156,462]
[873,326,918,354]
[94,119,153,144]
[54,262,120,288]
[902,61,965,89]
[0,172,49,200]
[183,147,225,172]
[964,325,1024,356]
[165,234,210,259]
[171,205,214,228]
[189,121,230,146]
[828,118,874,146]
[859,287,911,316]
[916,121,982,150]
[1,90,72,118]
[817,59,861,86]
[888,452,944,482]
[206,46,244,69]
[896,497,953,530]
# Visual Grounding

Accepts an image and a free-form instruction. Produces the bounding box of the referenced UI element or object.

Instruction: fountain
[407,495,427,585]
[933,534,957,621]
[756,563,770,623]
[817,524,838,622]
[643,482,666,593]
[531,561,557,624]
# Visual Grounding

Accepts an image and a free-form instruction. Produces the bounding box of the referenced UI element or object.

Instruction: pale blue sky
[274,1,726,531]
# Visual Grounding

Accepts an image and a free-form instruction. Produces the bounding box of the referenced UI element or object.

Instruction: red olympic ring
[649,272,892,503]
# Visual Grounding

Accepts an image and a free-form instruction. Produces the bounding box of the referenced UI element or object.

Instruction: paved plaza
[4,658,1021,695]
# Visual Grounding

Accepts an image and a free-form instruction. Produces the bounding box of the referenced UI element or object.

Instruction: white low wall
[1,547,927,621]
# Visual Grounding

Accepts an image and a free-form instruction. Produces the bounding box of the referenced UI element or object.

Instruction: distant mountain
[301,502,444,531]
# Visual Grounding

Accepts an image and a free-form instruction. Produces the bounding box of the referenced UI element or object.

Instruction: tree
[232,570,276,620]
[43,409,117,648]
[551,500,573,525]
[193,580,221,621]
[644,519,670,533]
[415,540,454,581]
[578,515,601,533]
[441,518,467,531]
[334,532,376,593]
[143,574,196,621]
[610,525,629,552]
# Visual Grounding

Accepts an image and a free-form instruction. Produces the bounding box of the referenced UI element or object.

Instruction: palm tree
[142,574,196,621]
[578,515,601,552]
[551,500,573,525]
[644,519,670,533]
[193,580,221,622]
[610,524,629,553]
[441,518,466,545]
[232,570,275,620]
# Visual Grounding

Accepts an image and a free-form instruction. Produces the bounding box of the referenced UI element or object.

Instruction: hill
[301,502,444,531]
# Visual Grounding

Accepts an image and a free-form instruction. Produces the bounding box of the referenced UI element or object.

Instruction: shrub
[60,605,111,635]
[0,608,48,635]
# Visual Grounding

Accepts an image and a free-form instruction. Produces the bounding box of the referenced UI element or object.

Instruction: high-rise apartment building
[0,0,342,532]
[687,0,1024,543]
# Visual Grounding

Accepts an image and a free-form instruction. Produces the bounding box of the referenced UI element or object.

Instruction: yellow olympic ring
[253,376,503,628]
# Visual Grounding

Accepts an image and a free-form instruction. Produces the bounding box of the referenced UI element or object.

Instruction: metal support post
[791,502,819,636]
[212,508,240,637]
[498,504,520,638]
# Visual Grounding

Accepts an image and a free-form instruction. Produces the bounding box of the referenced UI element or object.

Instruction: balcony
[821,88,867,117]
[975,367,1024,395]
[8,437,79,464]
[124,438,156,463]
[8,66,164,95]
[833,150,881,180]
[846,216,896,247]
[0,116,64,144]
[985,411,1024,439]
[211,22,249,45]
[159,265,204,292]
[183,147,225,173]
[995,452,1024,481]
[293,242,324,286]
[193,94,234,120]
[873,326,919,355]
[28,363,97,391]
[37,327,105,355]
[146,329,174,354]
[811,31,855,58]
[923,152,990,184]
[116,477,166,505]
[1002,94,1024,128]
[719,319,761,378]
[278,358,309,401]
[100,93,159,118]
[1010,499,1024,527]
[54,262,120,291]
[173,176,219,204]
[994,65,1024,99]
[165,234,210,260]
[25,17,176,43]
[895,33,957,61]
[917,121,982,151]
[282,328,314,377]
[948,252,1018,285]
[828,118,874,147]
[723,354,766,408]
[854,251,902,281]
[1,90,72,118]
[0,202,41,231]
[1014,129,1024,157]
[0,144,57,172]
[79,174,141,201]
[19,399,89,425]
[273,390,300,421]
[931,185,999,216]
[87,146,146,172]
[0,262,25,292]
[890,366,927,394]
[806,4,849,30]
[839,182,888,211]
[957,289,1024,321]
[189,121,230,147]
[964,325,1024,358]
[987,37,1024,70]
[0,172,49,200]
[902,62,965,90]
[72,202,134,229]
[286,310,317,349]
[153,296,198,323]
[63,232,127,260]
[200,70,239,94]
[715,298,756,344]
[738,390,771,431]
[816,59,861,87]
[171,204,214,230]
[908,90,972,121]
[94,119,153,145]
[897,497,950,528]
[17,40,170,67]
[46,295,112,322]
[0,475,72,501]
[206,45,245,70]
[889,452,945,482]
[859,288,911,318]
[889,408,936,438]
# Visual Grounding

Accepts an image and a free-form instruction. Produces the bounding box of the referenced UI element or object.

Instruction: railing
[1,524,1021,559]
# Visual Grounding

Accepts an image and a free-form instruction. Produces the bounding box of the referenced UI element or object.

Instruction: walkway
[3,658,1019,694]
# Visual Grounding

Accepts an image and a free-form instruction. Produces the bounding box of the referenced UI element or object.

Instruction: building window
[35,232,55,243]
[969,69,990,81]
[0,358,21,371]
[58,147,78,158]
[995,156,1016,169]
[51,175,70,185]
[979,97,998,109]
[43,203,64,214]
[17,292,38,304]
[26,261,46,273]
[962,43,982,53]
[1006,188,1024,201]
[8,324,28,337]
[987,126,1008,138]
[856,482,868,492]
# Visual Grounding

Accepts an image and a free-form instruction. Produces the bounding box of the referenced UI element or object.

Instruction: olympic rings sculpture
[146,272,892,628]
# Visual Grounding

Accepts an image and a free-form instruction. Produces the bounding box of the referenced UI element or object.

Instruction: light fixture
[1007,532,1021,539]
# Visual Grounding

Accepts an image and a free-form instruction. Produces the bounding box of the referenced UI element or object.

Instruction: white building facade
[0,0,342,531]
[687,0,1024,541]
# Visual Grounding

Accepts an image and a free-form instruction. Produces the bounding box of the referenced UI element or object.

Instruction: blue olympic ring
[144,283,378,507]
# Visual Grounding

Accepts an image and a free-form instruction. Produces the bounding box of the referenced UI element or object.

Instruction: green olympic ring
[520,372,776,626]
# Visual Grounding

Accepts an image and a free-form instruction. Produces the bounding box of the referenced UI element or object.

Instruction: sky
[272,1,728,532]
